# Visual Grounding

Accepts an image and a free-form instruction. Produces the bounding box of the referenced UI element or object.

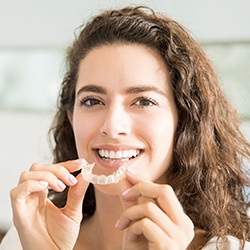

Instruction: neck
[78,188,125,250]
[94,187,124,227]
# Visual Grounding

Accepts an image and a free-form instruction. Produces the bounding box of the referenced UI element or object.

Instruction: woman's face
[71,44,178,185]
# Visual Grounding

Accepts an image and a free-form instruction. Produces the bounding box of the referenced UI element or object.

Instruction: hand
[10,159,89,250]
[117,169,194,250]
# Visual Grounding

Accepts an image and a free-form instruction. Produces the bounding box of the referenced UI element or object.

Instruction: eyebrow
[125,86,167,97]
[76,85,107,97]
[76,84,167,97]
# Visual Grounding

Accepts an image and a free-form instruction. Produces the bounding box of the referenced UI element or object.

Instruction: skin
[10,44,194,250]
[72,44,178,191]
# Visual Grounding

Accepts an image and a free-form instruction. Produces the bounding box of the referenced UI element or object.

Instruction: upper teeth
[98,149,140,159]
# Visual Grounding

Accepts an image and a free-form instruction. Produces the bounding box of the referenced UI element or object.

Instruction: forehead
[76,44,171,93]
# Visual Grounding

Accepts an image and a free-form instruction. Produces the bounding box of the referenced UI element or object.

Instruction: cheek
[143,114,176,178]
[144,113,176,146]
[72,115,96,154]
[73,111,99,137]
[159,115,176,157]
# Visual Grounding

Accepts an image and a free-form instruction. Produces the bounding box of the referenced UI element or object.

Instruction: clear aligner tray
[81,159,127,185]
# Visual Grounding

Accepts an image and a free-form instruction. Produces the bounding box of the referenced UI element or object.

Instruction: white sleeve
[0,225,22,250]
[203,235,250,249]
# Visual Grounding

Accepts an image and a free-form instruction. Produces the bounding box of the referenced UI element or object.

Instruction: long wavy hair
[49,6,250,249]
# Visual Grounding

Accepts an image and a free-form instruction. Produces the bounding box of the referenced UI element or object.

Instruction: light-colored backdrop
[0,0,250,231]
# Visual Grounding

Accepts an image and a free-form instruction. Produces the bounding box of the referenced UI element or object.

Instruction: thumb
[119,168,145,209]
[63,172,89,221]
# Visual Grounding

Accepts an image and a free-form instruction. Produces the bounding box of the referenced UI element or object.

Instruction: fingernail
[122,188,131,197]
[39,180,48,187]
[68,174,78,185]
[74,159,83,164]
[115,219,120,229]
[57,179,66,190]
[126,167,136,174]
[115,217,130,230]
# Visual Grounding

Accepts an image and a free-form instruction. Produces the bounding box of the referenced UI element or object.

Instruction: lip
[95,144,142,151]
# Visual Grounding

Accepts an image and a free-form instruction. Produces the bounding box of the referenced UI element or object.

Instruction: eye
[79,97,104,107]
[133,96,158,108]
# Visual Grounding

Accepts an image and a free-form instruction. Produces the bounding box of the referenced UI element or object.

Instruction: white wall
[1,0,250,49]
[0,110,54,230]
[0,0,250,231]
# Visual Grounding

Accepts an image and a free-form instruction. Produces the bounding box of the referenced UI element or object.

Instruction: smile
[81,148,142,185]
[98,149,141,161]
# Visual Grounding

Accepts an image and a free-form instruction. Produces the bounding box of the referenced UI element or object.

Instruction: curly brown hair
[49,6,250,249]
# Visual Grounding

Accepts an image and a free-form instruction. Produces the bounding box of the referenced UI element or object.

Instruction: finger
[127,218,179,250]
[30,159,84,173]
[19,171,76,192]
[10,181,49,229]
[122,181,184,224]
[118,168,144,193]
[125,167,146,185]
[22,160,83,190]
[10,180,49,201]
[117,199,194,241]
[63,173,89,222]
[118,168,146,209]
[116,202,175,237]
[10,180,49,218]
[128,218,193,249]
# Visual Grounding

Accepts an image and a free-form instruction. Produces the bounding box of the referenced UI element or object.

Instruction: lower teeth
[101,156,130,161]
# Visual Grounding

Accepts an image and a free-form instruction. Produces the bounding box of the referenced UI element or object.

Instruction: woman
[1,5,250,250]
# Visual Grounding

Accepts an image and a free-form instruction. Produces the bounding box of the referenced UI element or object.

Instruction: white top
[1,225,250,249]
[0,225,22,250]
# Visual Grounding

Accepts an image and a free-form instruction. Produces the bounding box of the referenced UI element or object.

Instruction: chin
[93,176,131,197]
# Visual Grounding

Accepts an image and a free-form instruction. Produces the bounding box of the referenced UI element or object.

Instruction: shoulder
[0,225,22,250]
[203,235,250,250]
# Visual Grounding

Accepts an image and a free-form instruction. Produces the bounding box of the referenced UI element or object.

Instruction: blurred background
[0,0,250,238]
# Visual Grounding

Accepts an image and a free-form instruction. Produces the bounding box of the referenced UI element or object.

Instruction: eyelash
[132,96,158,108]
[78,96,158,108]
[79,96,103,107]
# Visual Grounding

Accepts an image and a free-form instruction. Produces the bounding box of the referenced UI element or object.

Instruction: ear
[67,111,73,126]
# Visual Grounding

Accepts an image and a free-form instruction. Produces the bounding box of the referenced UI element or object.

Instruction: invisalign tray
[81,159,127,185]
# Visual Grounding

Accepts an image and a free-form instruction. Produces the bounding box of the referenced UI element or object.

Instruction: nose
[99,104,131,138]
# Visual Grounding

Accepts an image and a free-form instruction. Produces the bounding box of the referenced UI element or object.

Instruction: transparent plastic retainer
[81,159,127,185]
